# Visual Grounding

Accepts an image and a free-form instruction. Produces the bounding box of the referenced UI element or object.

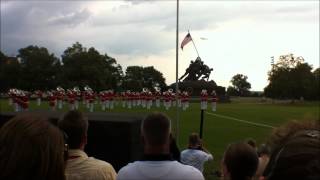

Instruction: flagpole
[190,33,200,57]
[175,0,180,143]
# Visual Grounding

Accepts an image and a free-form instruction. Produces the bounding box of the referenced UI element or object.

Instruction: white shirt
[66,149,117,180]
[181,149,213,172]
[117,160,204,180]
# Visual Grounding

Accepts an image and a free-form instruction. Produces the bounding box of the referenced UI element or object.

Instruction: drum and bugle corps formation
[7,86,218,112]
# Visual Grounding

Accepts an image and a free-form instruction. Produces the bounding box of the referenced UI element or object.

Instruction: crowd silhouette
[0,111,319,180]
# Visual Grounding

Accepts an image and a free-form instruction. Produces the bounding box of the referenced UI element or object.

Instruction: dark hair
[257,144,271,157]
[245,138,257,149]
[0,114,65,180]
[142,112,171,146]
[223,142,259,180]
[264,120,320,180]
[188,133,201,147]
[58,110,88,149]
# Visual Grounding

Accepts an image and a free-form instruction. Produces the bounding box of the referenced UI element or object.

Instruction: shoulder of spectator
[88,157,117,176]
[198,150,213,161]
[181,164,205,180]
[117,162,136,177]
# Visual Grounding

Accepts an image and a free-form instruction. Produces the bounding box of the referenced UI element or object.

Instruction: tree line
[226,54,319,100]
[0,42,167,92]
[1,44,319,100]
[264,54,319,100]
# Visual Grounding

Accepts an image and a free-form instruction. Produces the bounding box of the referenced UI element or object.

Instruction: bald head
[142,112,171,146]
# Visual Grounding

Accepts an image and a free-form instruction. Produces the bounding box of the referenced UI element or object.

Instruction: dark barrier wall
[0,111,144,171]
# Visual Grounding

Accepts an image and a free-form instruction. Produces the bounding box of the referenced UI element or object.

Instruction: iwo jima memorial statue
[170,56,228,101]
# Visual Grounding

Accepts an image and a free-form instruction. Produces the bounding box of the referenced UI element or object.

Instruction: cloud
[275,3,317,14]
[1,1,318,57]
[0,0,318,90]
[0,1,91,55]
[123,0,154,5]
[47,8,92,27]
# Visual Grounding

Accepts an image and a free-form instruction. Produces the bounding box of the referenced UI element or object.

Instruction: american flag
[181,33,192,50]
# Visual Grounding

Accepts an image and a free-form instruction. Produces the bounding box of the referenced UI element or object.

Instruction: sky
[1,0,319,91]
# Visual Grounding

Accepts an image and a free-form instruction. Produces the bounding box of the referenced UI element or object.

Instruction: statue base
[169,80,230,102]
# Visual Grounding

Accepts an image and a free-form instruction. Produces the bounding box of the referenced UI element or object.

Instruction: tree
[0,51,5,62]
[226,86,238,96]
[61,42,123,90]
[122,66,166,91]
[142,66,166,90]
[0,51,23,92]
[264,54,317,100]
[276,53,304,69]
[17,45,60,90]
[122,66,144,91]
[312,68,320,100]
[229,74,251,96]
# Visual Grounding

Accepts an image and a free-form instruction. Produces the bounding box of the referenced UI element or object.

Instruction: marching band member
[84,86,95,112]
[56,86,65,109]
[200,89,208,110]
[163,91,170,110]
[132,92,137,107]
[109,90,115,109]
[82,90,86,105]
[170,90,175,107]
[88,92,94,112]
[141,88,147,108]
[14,90,22,112]
[12,90,20,112]
[89,91,95,112]
[20,91,29,111]
[99,91,106,111]
[126,90,132,109]
[35,90,43,106]
[211,90,218,112]
[181,91,189,111]
[168,89,174,109]
[74,87,81,110]
[154,87,162,108]
[66,89,76,110]
[84,86,91,109]
[14,90,26,112]
[146,91,153,109]
[136,92,141,106]
[48,91,57,111]
[85,92,90,109]
[8,89,15,106]
[105,90,110,109]
[121,92,126,108]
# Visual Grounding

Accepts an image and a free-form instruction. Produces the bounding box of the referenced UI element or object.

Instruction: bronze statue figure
[179,57,213,82]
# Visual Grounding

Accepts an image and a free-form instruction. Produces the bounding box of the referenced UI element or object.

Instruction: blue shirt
[180,149,213,172]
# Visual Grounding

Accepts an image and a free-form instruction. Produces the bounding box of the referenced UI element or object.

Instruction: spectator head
[223,142,259,180]
[257,144,271,157]
[188,133,201,148]
[264,120,320,180]
[58,110,88,150]
[245,138,257,150]
[141,112,171,148]
[0,114,66,180]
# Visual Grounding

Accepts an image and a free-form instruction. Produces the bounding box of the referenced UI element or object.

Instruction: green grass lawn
[1,98,319,179]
